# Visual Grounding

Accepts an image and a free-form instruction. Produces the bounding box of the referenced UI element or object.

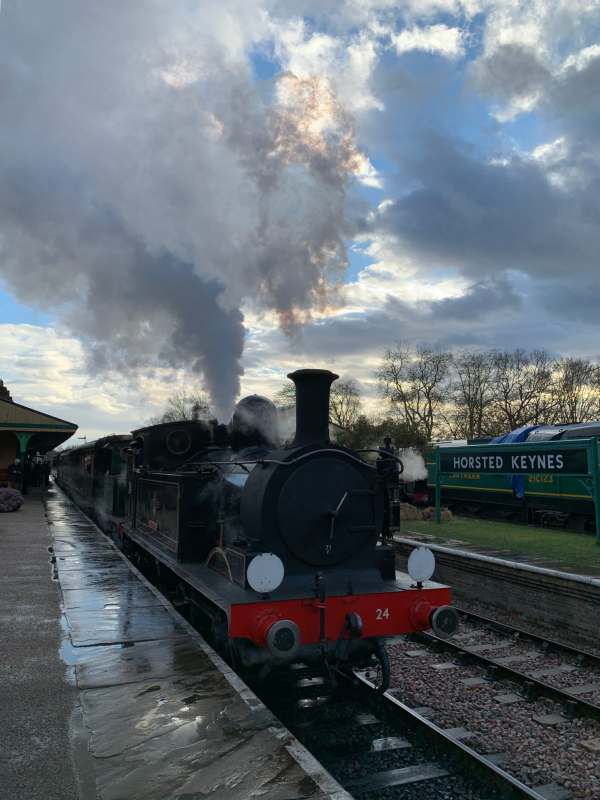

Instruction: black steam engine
[59,369,456,690]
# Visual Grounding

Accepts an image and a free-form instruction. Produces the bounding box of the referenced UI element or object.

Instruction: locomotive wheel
[362,643,390,693]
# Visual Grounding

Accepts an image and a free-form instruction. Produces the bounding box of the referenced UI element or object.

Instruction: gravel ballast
[388,634,600,799]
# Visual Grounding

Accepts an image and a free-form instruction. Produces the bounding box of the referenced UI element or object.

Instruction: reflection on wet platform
[48,488,348,800]
[57,569,142,591]
[55,553,125,571]
[69,637,209,688]
[65,605,188,646]
[61,584,160,611]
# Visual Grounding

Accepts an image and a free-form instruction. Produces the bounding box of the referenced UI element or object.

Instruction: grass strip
[404,517,600,575]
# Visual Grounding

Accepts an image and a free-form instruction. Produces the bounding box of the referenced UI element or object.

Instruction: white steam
[398,448,428,482]
[277,406,297,445]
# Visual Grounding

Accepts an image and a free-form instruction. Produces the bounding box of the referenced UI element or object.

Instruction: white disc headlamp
[407,546,436,583]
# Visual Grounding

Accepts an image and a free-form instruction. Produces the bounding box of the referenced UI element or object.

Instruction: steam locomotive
[56,369,456,689]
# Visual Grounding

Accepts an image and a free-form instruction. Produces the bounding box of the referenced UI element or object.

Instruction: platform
[394,534,600,651]
[398,521,600,577]
[1,487,350,800]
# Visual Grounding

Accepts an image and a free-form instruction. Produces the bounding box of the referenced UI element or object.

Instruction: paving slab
[65,604,189,646]
[54,552,125,571]
[67,637,211,689]
[432,662,457,670]
[58,568,141,591]
[61,583,161,611]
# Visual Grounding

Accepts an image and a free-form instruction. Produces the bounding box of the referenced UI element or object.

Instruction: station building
[0,380,78,482]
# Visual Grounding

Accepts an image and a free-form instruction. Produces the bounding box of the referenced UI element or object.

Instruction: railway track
[417,608,600,723]
[256,662,546,800]
[383,607,600,799]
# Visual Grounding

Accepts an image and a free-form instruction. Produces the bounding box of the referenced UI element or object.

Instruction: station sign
[434,437,600,542]
[439,447,589,475]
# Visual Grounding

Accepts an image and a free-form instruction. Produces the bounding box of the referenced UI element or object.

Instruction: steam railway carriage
[427,422,600,531]
[55,435,129,527]
[56,369,457,689]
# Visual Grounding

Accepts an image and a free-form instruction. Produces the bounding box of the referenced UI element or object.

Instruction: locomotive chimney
[288,369,338,447]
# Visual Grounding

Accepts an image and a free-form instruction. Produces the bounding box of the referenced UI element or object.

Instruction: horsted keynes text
[439,447,590,475]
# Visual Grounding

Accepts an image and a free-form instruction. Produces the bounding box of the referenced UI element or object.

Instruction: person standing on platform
[22,457,31,495]
[7,459,22,491]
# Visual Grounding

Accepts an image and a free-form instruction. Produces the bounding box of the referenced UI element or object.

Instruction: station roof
[0,380,78,452]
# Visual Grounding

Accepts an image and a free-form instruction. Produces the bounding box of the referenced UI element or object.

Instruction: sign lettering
[441,448,588,475]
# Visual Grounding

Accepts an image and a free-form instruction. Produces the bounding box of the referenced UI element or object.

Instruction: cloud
[391,24,465,59]
[549,49,600,152]
[0,1,369,414]
[0,324,144,439]
[370,134,600,280]
[538,278,600,326]
[469,43,550,119]
[248,275,520,363]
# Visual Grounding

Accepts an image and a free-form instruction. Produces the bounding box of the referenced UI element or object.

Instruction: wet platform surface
[6,486,350,800]
[0,489,80,800]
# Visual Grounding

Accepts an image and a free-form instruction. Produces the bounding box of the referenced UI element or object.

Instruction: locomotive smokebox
[289,369,338,447]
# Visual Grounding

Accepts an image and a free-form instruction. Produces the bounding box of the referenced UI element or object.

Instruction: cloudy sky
[1,0,600,440]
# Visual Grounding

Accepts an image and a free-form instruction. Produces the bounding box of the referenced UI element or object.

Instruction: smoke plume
[398,448,428,483]
[0,2,361,415]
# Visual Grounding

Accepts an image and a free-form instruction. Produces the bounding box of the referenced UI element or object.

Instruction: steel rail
[456,607,600,665]
[416,627,600,722]
[350,670,546,800]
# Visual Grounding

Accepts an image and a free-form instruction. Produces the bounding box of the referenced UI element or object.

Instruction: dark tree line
[152,346,600,453]
[377,345,600,441]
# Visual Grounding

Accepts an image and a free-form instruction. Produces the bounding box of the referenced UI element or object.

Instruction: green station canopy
[0,380,78,456]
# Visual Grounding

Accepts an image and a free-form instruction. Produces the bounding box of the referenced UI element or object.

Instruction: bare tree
[274,383,296,410]
[550,358,600,423]
[151,390,212,423]
[329,379,362,429]
[274,377,362,429]
[376,344,452,440]
[488,349,554,430]
[446,351,496,439]
[376,345,600,438]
